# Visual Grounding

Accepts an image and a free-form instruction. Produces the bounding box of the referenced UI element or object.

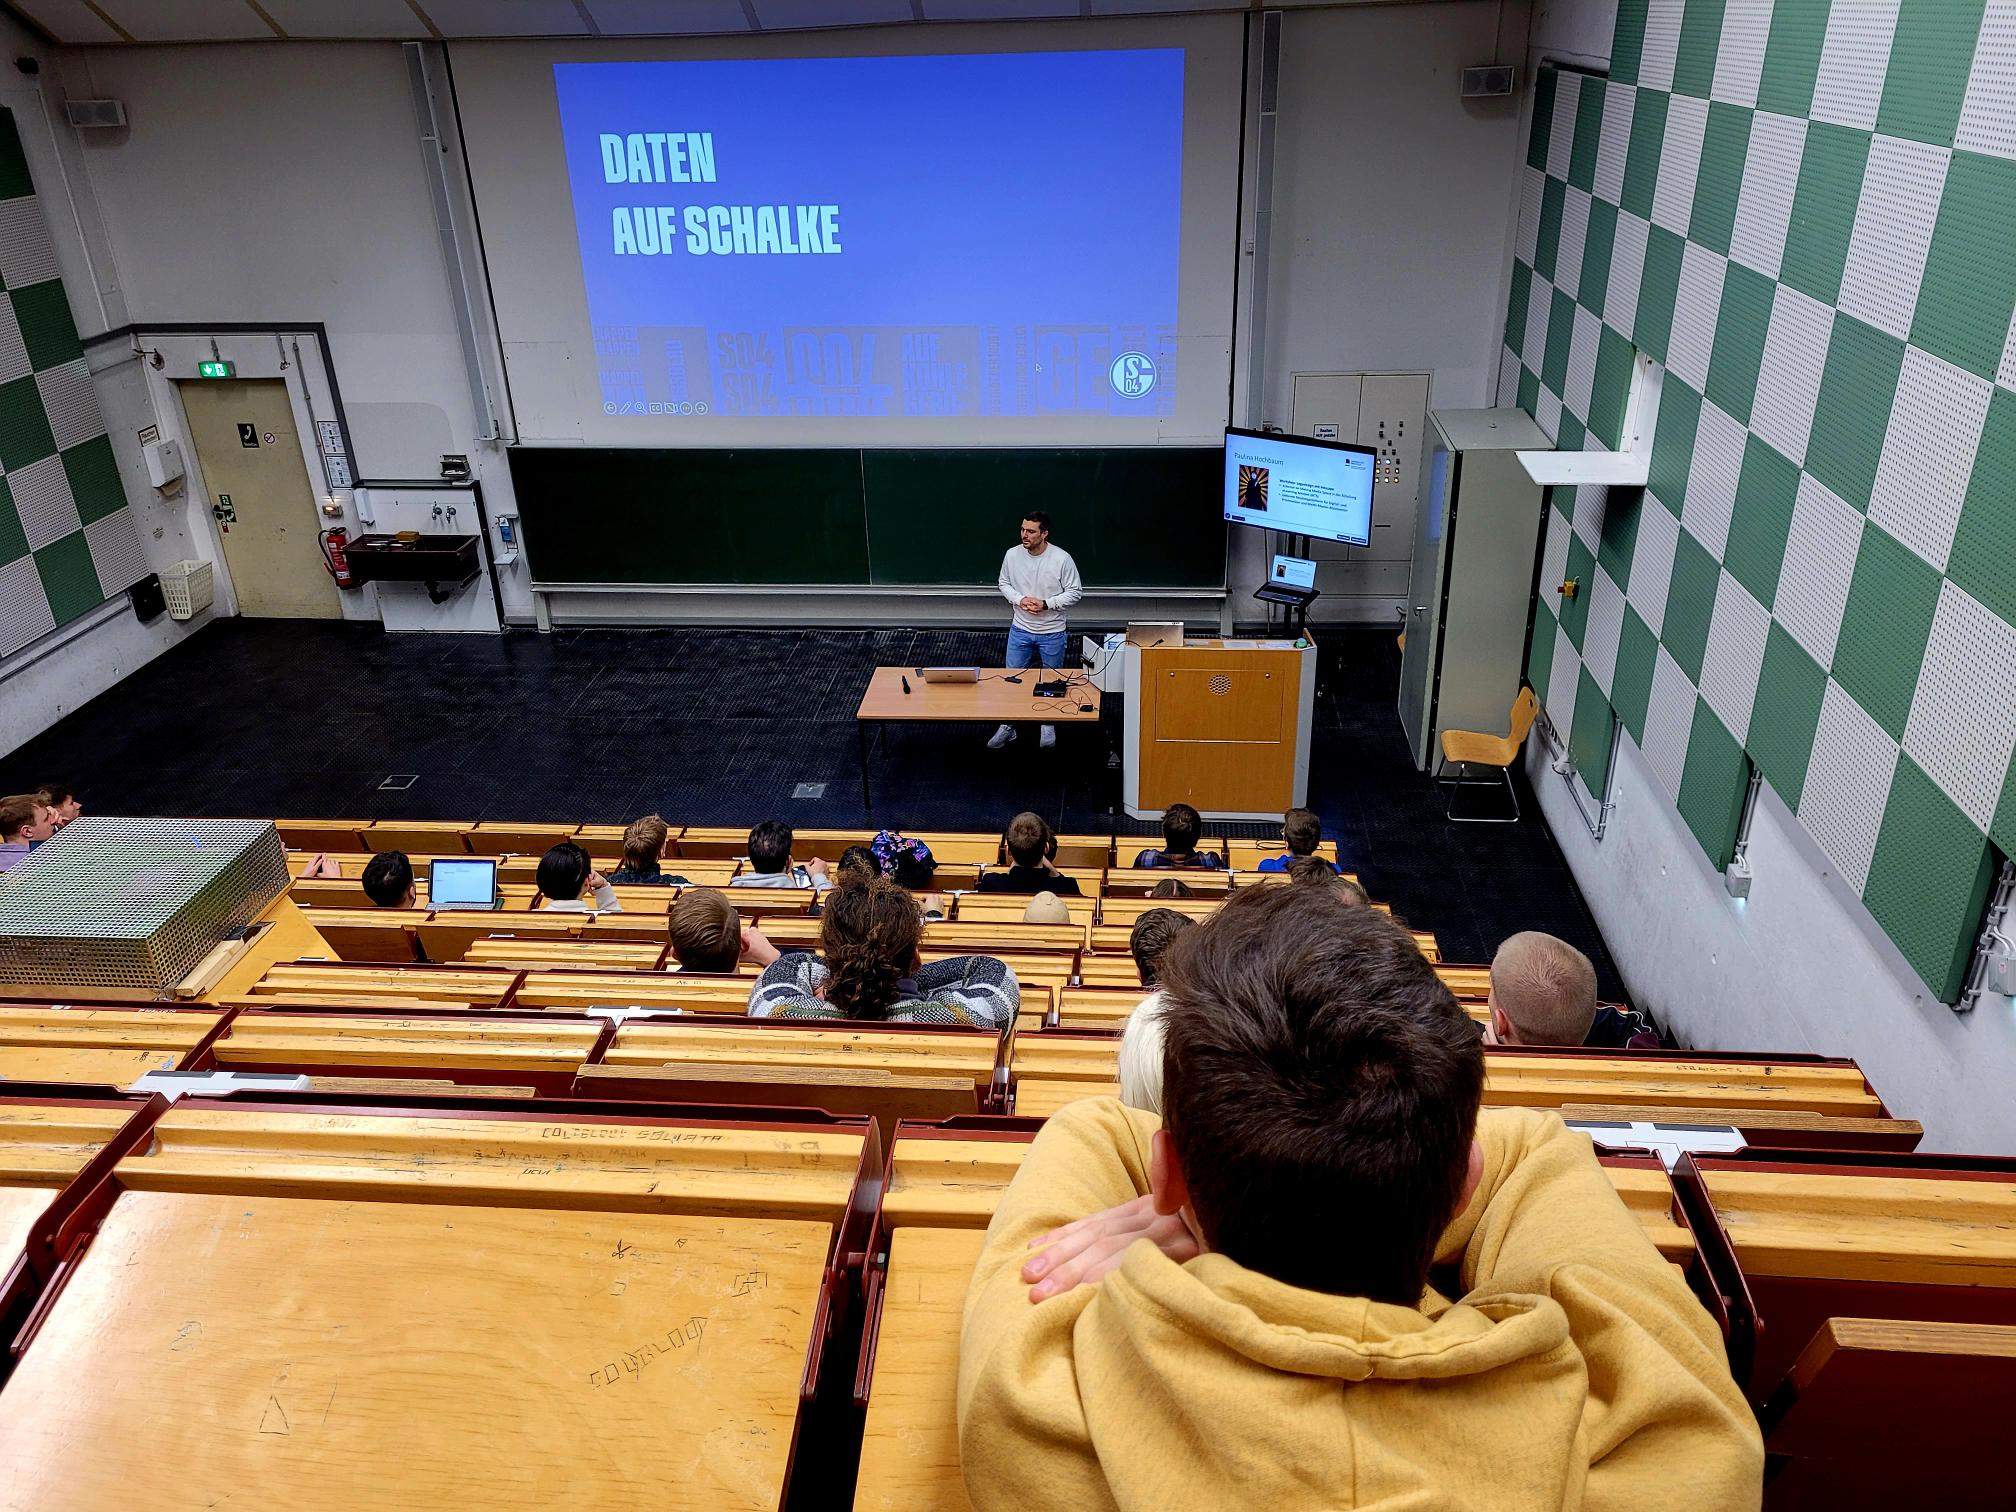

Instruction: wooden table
[854,668,1101,810]
[0,1192,827,1510]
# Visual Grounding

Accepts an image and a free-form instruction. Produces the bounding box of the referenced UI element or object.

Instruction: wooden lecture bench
[0,1004,222,1086]
[0,1094,152,1340]
[1675,1149,2016,1402]
[462,938,668,971]
[852,1118,1696,1512]
[587,1018,1008,1134]
[1008,1038,1886,1121]
[1757,1317,2016,1510]
[0,1098,876,1508]
[954,893,1097,926]
[206,1010,604,1090]
[238,963,521,1009]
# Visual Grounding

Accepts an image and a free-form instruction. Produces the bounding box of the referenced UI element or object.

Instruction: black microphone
[901,675,912,694]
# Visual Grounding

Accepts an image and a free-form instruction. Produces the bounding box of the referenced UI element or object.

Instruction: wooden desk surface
[199,896,335,1004]
[607,1022,998,1088]
[1701,1168,2016,1287]
[212,1013,603,1074]
[854,1226,988,1512]
[124,1105,867,1221]
[0,1101,137,1184]
[0,1191,827,1510]
[857,668,1101,724]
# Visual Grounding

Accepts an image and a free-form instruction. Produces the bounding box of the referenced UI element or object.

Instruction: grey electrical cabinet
[1397,408,1550,771]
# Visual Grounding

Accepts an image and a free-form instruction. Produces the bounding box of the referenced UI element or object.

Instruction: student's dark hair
[1159,803,1202,855]
[1148,877,1193,899]
[836,845,880,883]
[1129,906,1195,987]
[361,850,413,908]
[819,876,923,1020]
[1286,854,1338,888]
[1003,811,1053,868]
[1282,808,1322,857]
[1156,886,1484,1303]
[536,841,592,901]
[35,782,72,807]
[1021,510,1051,534]
[889,848,936,890]
[747,819,793,874]
[1335,875,1372,909]
[669,887,741,973]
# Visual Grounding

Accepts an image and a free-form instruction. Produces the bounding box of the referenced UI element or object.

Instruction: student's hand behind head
[1020,1193,1201,1303]
[586,870,608,892]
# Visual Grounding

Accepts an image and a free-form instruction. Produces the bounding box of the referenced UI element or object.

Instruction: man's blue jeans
[1006,624,1068,671]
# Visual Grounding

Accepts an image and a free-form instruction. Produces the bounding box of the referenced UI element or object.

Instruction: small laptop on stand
[1255,553,1320,610]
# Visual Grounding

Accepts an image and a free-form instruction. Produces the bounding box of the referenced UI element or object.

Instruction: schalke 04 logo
[1109,351,1157,399]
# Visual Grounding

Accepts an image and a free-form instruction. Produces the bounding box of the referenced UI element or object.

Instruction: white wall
[1243,0,1532,622]
[1527,729,2016,1155]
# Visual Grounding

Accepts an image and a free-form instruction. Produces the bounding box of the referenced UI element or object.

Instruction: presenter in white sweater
[989,510,1084,750]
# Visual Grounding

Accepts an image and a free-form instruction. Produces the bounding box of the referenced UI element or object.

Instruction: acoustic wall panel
[1512,4,2015,1000]
[0,108,146,661]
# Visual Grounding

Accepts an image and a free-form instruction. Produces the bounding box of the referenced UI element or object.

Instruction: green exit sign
[196,360,234,379]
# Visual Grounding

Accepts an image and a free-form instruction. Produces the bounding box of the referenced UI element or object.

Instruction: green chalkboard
[864,449,1224,588]
[509,446,1225,589]
[510,447,869,585]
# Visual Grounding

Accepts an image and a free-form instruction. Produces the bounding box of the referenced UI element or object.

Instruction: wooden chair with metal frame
[1435,685,1538,823]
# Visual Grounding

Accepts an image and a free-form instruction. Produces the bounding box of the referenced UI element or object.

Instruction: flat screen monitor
[1269,553,1317,590]
[428,858,499,909]
[1223,428,1375,546]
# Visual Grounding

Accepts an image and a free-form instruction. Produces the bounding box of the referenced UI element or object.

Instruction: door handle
[1412,605,1426,616]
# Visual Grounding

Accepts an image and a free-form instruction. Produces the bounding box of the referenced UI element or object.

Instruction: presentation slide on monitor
[550,52,1183,421]
[1223,434,1375,546]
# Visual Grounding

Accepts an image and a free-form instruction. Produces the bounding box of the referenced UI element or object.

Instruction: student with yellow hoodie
[958,887,1761,1511]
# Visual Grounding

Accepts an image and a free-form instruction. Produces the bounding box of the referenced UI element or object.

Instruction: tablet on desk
[429,857,501,909]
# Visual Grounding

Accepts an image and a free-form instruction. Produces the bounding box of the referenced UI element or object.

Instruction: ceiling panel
[260,0,426,38]
[583,0,755,35]
[416,0,592,36]
[923,0,1078,19]
[7,0,127,43]
[750,0,915,27]
[97,0,276,41]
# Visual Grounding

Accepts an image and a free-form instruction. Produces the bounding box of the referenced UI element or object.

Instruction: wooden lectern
[1121,636,1317,820]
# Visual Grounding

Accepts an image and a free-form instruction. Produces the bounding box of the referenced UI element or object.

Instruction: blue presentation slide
[552,52,1184,420]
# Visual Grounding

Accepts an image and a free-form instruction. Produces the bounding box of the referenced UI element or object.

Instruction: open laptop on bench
[428,857,502,910]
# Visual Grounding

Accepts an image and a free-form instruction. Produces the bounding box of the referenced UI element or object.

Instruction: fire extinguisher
[320,528,357,590]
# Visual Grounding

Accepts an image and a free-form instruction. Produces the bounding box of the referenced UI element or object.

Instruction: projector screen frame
[448,15,1246,450]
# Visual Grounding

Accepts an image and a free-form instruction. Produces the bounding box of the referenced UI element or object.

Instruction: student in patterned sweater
[746,875,1018,1030]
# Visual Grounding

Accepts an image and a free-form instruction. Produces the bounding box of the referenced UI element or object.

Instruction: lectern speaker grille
[0,817,288,993]
[1209,675,1232,696]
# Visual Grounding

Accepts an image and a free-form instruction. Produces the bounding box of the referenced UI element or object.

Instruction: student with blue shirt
[1254,808,1341,873]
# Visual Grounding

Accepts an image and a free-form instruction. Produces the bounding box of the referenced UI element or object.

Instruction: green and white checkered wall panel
[1508,3,2016,1001]
[0,107,145,662]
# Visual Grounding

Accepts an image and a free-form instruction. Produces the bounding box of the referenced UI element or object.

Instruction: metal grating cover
[0,817,288,994]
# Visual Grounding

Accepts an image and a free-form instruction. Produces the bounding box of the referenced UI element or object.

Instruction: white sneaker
[1039,724,1057,749]
[988,723,1017,750]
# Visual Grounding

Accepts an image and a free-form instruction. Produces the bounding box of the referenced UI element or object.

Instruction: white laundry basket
[159,559,214,620]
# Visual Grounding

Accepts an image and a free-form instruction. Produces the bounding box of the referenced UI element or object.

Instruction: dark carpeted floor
[0,618,1625,997]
